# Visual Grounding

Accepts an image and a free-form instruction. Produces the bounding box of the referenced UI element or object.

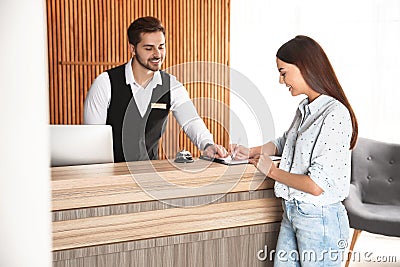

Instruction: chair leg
[345,229,362,267]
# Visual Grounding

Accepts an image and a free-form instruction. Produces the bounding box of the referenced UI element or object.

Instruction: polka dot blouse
[272,94,352,206]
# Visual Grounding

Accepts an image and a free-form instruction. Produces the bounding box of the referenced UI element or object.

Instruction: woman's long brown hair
[276,35,358,149]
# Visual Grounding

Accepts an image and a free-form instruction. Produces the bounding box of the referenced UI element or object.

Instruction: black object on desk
[199,155,248,165]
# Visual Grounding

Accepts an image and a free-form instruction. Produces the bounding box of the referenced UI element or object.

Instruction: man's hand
[203,144,228,158]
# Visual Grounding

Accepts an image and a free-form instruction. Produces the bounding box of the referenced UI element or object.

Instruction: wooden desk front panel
[53,223,280,267]
[52,160,276,221]
[52,160,282,266]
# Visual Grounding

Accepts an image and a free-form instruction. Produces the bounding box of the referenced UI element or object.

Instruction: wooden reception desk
[52,159,282,267]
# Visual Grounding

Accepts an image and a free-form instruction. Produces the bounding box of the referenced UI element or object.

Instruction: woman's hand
[248,154,274,177]
[229,144,250,160]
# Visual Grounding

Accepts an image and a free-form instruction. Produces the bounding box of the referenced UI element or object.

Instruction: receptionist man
[83,16,227,162]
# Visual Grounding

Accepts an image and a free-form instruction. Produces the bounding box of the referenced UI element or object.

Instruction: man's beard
[134,51,163,72]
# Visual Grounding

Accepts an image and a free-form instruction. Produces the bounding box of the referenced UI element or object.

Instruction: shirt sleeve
[83,72,111,125]
[271,131,288,156]
[271,110,299,155]
[307,104,352,194]
[169,75,214,150]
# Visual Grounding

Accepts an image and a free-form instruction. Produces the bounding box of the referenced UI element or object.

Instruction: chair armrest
[343,184,364,215]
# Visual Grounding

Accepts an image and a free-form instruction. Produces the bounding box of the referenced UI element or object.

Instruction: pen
[231,138,241,160]
[231,148,238,160]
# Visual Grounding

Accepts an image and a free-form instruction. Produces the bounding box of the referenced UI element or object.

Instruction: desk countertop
[52,159,275,211]
[51,159,282,257]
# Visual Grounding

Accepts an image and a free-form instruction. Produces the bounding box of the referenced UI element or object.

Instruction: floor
[344,229,400,267]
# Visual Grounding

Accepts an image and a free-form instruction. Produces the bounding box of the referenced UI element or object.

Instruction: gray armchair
[343,137,400,266]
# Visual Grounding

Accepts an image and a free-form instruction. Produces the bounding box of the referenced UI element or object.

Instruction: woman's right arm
[230,141,278,160]
[260,142,278,156]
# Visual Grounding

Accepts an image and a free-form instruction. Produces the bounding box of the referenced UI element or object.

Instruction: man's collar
[125,58,163,87]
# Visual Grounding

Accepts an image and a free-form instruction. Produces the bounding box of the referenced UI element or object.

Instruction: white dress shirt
[272,95,352,206]
[84,59,214,150]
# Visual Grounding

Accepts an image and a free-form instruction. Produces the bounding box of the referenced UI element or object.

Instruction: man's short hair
[127,16,165,46]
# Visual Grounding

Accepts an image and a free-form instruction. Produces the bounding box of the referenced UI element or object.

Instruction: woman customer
[231,35,358,266]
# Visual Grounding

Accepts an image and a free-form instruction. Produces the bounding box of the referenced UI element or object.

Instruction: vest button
[367,156,372,160]
[388,177,393,183]
[389,160,395,164]
[367,175,371,180]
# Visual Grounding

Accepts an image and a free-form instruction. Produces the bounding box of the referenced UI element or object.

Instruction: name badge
[151,103,167,109]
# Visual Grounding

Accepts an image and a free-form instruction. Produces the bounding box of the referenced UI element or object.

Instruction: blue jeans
[274,199,349,267]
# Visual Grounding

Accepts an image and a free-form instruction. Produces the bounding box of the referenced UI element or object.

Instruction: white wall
[231,0,400,146]
[0,1,51,266]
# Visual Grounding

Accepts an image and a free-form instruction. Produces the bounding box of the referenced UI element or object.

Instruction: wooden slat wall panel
[47,0,230,159]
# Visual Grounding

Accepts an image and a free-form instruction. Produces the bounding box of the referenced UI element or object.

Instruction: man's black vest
[106,65,171,162]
